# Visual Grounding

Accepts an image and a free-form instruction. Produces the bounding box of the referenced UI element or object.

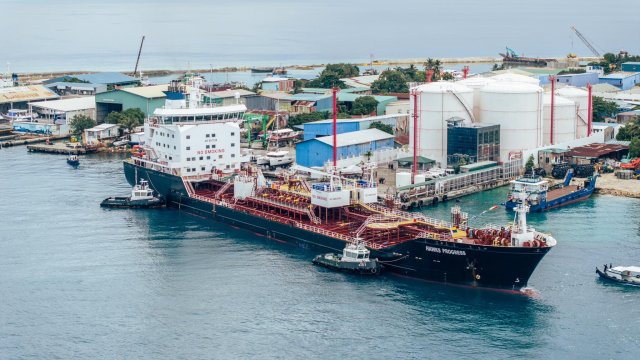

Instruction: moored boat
[251,67,274,73]
[120,74,557,292]
[101,179,165,208]
[66,154,80,166]
[313,242,381,275]
[596,265,640,286]
[505,169,598,212]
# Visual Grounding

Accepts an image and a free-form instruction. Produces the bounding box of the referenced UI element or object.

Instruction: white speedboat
[596,265,640,286]
[3,109,37,122]
[257,150,293,168]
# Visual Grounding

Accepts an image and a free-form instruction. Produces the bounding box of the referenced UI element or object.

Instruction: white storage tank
[411,81,474,167]
[479,82,543,161]
[555,86,589,139]
[491,73,541,86]
[457,77,496,122]
[543,93,577,145]
[396,172,412,188]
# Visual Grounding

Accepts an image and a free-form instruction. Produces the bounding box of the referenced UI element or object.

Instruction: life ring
[371,268,377,274]
[475,274,481,280]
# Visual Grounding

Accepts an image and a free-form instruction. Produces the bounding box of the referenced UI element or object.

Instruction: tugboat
[505,169,598,212]
[100,179,165,208]
[313,242,381,275]
[596,264,640,286]
[66,154,80,167]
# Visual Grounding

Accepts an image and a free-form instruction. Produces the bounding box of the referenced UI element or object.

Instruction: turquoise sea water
[1,146,639,359]
[1,0,638,73]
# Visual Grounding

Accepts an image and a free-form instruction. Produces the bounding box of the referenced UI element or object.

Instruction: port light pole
[412,89,419,183]
[587,83,593,136]
[332,87,338,169]
[549,75,556,144]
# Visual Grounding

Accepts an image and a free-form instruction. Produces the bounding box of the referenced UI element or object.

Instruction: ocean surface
[1,0,639,73]
[1,146,639,359]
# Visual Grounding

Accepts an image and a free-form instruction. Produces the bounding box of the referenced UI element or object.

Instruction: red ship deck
[190,180,551,250]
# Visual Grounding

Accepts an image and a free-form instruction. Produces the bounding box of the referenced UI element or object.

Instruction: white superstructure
[142,80,248,177]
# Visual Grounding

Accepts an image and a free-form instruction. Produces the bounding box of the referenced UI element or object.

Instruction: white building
[85,123,120,144]
[29,96,96,123]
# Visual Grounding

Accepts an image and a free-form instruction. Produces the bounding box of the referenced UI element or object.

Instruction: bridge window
[186,146,190,150]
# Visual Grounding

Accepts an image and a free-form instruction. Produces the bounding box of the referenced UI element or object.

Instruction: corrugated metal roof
[567,143,629,158]
[600,72,640,79]
[314,128,394,147]
[87,123,119,131]
[121,85,169,99]
[206,89,255,98]
[339,75,380,87]
[287,93,331,102]
[302,114,403,126]
[45,82,102,90]
[75,72,138,85]
[337,93,397,102]
[0,85,59,104]
[30,96,95,112]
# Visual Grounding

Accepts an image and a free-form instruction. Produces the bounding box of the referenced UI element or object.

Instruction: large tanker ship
[123,79,556,292]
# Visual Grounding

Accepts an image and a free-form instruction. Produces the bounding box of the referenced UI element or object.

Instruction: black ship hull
[124,161,552,292]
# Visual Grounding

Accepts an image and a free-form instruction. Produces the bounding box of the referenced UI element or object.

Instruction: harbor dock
[27,142,89,155]
[595,173,640,198]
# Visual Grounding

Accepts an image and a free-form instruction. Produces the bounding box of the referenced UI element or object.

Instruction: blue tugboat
[505,169,598,212]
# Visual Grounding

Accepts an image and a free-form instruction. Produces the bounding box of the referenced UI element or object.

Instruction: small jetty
[27,142,90,155]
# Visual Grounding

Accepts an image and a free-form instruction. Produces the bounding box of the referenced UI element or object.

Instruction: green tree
[105,111,125,124]
[305,63,359,89]
[629,137,640,158]
[351,96,378,115]
[287,111,330,128]
[68,114,96,136]
[616,117,640,141]
[368,121,394,134]
[593,96,621,122]
[122,108,145,125]
[371,70,408,93]
[525,154,535,173]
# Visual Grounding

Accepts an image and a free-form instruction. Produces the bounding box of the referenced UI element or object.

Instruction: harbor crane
[133,35,146,76]
[570,26,601,57]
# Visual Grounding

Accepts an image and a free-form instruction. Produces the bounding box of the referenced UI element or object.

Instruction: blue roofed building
[598,72,640,90]
[295,128,395,167]
[556,72,599,87]
[298,114,403,140]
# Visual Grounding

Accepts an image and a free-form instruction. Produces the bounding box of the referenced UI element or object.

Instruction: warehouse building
[556,72,599,87]
[29,96,96,123]
[298,114,404,140]
[260,77,295,92]
[599,72,640,90]
[204,89,255,106]
[0,85,59,113]
[295,128,395,167]
[621,62,640,72]
[94,85,168,123]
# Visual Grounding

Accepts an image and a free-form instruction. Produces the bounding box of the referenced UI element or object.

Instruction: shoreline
[15,56,600,82]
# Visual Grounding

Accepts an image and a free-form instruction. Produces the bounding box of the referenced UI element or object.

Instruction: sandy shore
[595,173,640,198]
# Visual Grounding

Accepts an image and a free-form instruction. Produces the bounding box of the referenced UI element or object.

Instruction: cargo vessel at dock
[122,80,557,292]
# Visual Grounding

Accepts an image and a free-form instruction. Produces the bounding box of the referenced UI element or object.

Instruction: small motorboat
[100,179,165,208]
[596,264,640,286]
[313,242,381,275]
[66,154,80,167]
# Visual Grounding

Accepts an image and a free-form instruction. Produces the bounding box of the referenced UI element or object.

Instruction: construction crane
[570,26,600,57]
[133,35,145,76]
